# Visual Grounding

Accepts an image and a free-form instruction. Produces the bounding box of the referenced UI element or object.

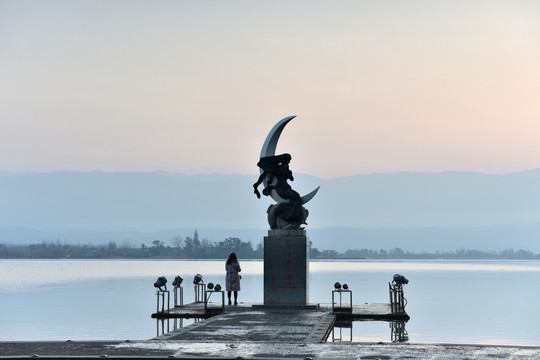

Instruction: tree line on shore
[0,230,538,260]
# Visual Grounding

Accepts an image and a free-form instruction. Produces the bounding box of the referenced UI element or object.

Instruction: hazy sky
[1,0,539,179]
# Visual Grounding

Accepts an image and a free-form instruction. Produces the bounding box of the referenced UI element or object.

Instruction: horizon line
[1,167,540,179]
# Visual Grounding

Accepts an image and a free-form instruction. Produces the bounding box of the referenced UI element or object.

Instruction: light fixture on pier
[334,282,341,290]
[342,284,349,290]
[207,282,214,290]
[154,276,167,291]
[214,284,222,291]
[193,274,203,284]
[172,276,183,287]
[392,274,409,286]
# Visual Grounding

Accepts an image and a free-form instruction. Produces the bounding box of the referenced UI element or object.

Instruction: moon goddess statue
[253,116,319,230]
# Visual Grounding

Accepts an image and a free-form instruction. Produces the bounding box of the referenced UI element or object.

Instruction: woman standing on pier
[225,252,241,305]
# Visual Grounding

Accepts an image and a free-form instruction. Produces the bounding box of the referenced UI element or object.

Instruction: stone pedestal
[264,229,309,306]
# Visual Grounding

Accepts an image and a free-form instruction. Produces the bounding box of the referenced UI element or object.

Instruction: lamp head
[393,274,409,285]
[154,276,167,291]
[172,276,183,287]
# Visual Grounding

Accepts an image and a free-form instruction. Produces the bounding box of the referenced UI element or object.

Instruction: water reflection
[3,260,539,344]
[330,320,408,343]
[331,319,352,342]
[390,320,409,342]
[156,318,203,337]
[156,318,169,336]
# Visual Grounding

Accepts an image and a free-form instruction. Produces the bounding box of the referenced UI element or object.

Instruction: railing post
[156,290,170,313]
[174,286,184,307]
[389,282,405,314]
[194,283,206,303]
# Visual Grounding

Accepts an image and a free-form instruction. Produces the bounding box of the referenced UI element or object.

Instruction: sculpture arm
[253,172,266,199]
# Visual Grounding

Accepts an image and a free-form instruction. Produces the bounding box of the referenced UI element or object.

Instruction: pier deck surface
[152,302,409,321]
[156,305,335,343]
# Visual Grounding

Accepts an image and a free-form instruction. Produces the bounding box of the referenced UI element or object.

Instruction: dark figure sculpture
[253,153,308,229]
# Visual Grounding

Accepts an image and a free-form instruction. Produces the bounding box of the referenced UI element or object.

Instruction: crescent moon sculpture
[253,116,320,229]
[260,116,320,204]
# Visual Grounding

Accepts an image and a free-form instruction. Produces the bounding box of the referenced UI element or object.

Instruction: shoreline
[1,340,540,359]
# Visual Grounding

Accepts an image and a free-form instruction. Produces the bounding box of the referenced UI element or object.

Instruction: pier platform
[150,302,409,344]
[154,304,336,343]
[151,301,410,321]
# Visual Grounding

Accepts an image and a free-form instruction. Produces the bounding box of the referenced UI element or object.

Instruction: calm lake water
[0,259,539,345]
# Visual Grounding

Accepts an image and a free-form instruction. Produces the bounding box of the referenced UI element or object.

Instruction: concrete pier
[157,306,334,343]
[150,302,409,344]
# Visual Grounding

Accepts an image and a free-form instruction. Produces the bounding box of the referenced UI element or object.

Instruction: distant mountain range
[1,169,540,252]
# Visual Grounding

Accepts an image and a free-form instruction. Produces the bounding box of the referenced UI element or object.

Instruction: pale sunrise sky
[1,0,539,179]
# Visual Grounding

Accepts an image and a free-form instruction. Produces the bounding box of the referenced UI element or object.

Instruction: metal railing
[204,290,225,314]
[388,282,407,314]
[156,289,170,313]
[174,285,184,307]
[194,283,206,303]
[332,289,352,313]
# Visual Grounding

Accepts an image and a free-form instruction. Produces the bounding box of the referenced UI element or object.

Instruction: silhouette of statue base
[263,229,309,306]
[267,204,308,230]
